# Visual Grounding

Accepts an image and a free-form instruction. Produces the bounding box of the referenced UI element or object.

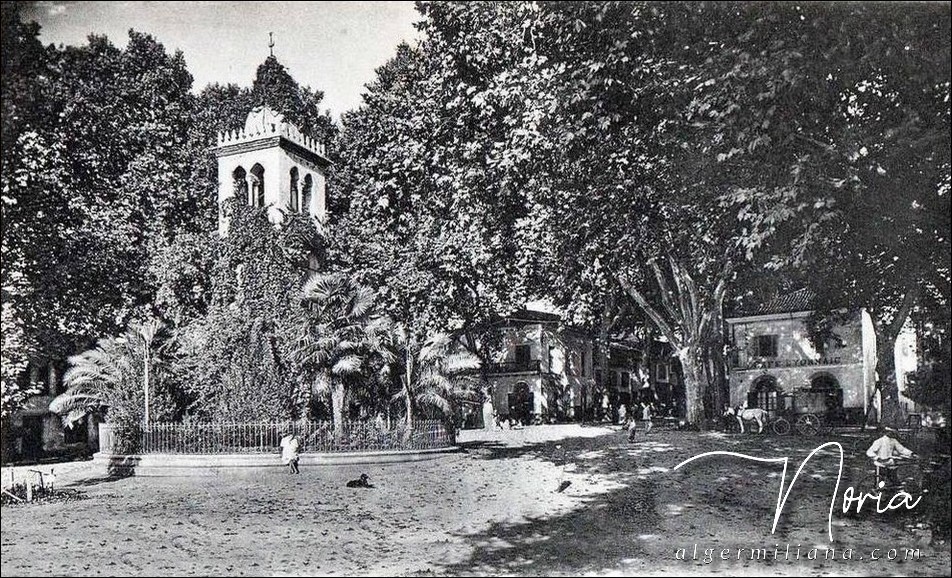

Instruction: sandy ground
[1,424,949,576]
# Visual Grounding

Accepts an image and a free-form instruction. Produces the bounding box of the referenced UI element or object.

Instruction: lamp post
[143,337,151,426]
[120,319,159,427]
[139,320,160,427]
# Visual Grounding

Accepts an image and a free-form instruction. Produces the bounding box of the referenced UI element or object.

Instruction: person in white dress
[279,431,301,474]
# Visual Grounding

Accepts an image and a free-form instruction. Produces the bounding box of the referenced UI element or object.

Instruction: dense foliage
[330,1,950,424]
[2,2,948,432]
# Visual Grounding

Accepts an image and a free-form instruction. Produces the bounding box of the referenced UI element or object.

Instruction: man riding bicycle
[866,426,915,487]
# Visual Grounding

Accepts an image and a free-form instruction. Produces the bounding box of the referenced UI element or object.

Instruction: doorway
[508,382,534,425]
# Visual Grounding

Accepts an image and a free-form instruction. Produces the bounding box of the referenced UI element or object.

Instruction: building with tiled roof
[471,308,679,427]
[725,290,918,425]
[736,288,817,317]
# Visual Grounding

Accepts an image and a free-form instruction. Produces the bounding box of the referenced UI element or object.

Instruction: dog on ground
[346,473,373,488]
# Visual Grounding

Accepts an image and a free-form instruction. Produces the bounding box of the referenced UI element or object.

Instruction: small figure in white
[280,430,301,475]
[641,401,654,436]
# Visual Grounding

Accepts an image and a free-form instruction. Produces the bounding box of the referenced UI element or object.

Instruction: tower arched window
[302,174,313,216]
[250,163,265,207]
[289,167,299,212]
[232,166,248,204]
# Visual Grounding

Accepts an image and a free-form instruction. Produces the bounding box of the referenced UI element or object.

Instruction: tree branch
[667,254,698,339]
[618,275,680,348]
[885,285,920,341]
[649,258,683,326]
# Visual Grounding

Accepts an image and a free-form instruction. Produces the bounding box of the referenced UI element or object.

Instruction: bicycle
[852,454,951,498]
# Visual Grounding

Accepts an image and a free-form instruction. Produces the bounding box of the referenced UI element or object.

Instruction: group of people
[620,401,655,442]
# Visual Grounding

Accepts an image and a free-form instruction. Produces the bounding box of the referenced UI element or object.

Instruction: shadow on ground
[64,456,137,488]
[441,475,663,576]
[445,428,950,575]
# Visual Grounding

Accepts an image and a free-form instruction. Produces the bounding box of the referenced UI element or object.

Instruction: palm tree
[50,319,163,428]
[389,324,481,430]
[295,273,392,435]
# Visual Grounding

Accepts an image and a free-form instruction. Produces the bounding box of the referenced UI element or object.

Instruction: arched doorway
[508,382,534,426]
[810,372,844,415]
[748,375,779,412]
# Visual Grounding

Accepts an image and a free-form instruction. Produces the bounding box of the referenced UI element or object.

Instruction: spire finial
[269,32,274,57]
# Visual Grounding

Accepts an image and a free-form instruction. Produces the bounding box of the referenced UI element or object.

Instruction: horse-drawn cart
[769,389,829,436]
[727,386,846,436]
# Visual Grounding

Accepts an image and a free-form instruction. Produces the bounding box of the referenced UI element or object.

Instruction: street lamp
[143,337,151,426]
[138,320,160,427]
[117,319,159,426]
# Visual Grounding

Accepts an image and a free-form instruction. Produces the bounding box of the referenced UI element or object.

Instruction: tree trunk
[619,254,731,427]
[404,383,414,430]
[875,331,903,427]
[331,380,345,436]
[870,288,918,428]
[463,329,495,420]
[597,303,611,421]
[677,346,705,426]
[404,346,415,430]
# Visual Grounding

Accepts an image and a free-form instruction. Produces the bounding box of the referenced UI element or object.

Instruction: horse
[723,406,769,434]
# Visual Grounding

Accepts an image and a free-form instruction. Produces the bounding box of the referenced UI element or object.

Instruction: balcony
[485,359,542,375]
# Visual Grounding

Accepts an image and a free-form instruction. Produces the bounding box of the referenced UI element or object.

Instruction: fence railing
[98,421,453,455]
[484,359,542,374]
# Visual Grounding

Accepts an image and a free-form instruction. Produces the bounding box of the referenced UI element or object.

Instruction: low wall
[93,446,461,477]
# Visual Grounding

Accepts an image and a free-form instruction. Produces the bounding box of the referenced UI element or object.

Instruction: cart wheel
[772,418,791,436]
[796,414,821,436]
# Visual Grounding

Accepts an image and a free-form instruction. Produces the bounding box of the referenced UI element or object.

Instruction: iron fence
[484,359,542,374]
[98,420,453,455]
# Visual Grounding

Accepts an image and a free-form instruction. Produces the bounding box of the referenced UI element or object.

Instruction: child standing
[627,417,638,442]
[641,402,653,436]
[280,431,301,474]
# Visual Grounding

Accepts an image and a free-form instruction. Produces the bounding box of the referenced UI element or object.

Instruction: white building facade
[484,310,595,423]
[726,289,918,425]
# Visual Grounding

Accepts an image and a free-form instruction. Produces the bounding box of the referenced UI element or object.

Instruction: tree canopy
[4,2,949,428]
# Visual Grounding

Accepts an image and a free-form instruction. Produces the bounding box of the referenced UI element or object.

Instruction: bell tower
[213,106,331,234]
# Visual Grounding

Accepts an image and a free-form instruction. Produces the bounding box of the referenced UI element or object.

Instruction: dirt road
[2,425,949,576]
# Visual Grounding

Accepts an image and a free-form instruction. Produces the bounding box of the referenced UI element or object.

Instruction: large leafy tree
[331,4,549,403]
[470,1,950,425]
[706,2,951,425]
[440,2,753,424]
[0,6,47,412]
[340,1,949,428]
[2,7,199,413]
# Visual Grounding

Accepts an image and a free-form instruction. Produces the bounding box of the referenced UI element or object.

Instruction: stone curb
[92,446,461,476]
